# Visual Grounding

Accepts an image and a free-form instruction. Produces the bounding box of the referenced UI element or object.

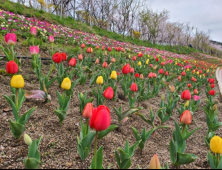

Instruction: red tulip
[48,35,54,43]
[61,53,67,61]
[187,84,192,88]
[191,77,197,82]
[30,27,37,36]
[153,73,157,78]
[181,71,186,76]
[181,90,191,100]
[130,83,138,92]
[209,78,215,84]
[132,56,137,61]
[6,61,18,74]
[78,54,83,60]
[209,90,215,96]
[5,33,16,45]
[52,52,63,63]
[135,73,139,78]
[118,47,121,51]
[86,47,93,53]
[69,58,77,67]
[161,62,165,66]
[193,89,198,95]
[108,47,112,52]
[122,64,130,74]
[138,53,143,57]
[102,62,108,68]
[159,69,164,74]
[102,46,105,50]
[117,72,120,76]
[82,103,93,119]
[165,71,169,76]
[130,67,134,74]
[95,58,99,64]
[178,76,181,82]
[155,58,159,62]
[96,45,100,49]
[81,43,85,48]
[103,87,114,100]
[180,110,192,125]
[149,64,153,67]
[211,84,215,88]
[89,105,111,131]
[148,72,153,78]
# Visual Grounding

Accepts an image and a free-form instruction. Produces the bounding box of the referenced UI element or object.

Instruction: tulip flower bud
[180,110,192,125]
[52,52,63,63]
[161,94,165,100]
[24,134,32,146]
[6,61,19,74]
[95,58,99,64]
[61,53,67,61]
[107,47,112,52]
[103,87,114,100]
[149,154,161,169]
[5,33,17,45]
[135,73,140,78]
[80,93,84,100]
[81,43,85,48]
[30,46,39,55]
[132,56,136,61]
[209,90,215,96]
[130,67,134,74]
[184,101,190,107]
[78,54,83,60]
[140,74,144,80]
[210,136,222,154]
[30,27,37,36]
[138,61,142,66]
[69,58,77,67]
[111,58,116,63]
[169,86,175,93]
[102,62,108,68]
[96,45,100,49]
[193,89,198,95]
[122,64,130,74]
[48,35,54,43]
[181,90,191,100]
[96,76,103,85]
[61,77,71,90]
[130,83,138,92]
[11,75,25,89]
[110,71,117,80]
[146,59,149,65]
[82,103,93,119]
[159,69,164,74]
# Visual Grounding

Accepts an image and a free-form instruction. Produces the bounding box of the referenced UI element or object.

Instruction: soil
[0,59,221,169]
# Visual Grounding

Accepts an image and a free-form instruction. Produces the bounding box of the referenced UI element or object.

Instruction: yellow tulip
[196,71,199,75]
[187,69,189,72]
[138,61,142,66]
[110,71,117,80]
[149,154,161,169]
[96,76,103,85]
[11,75,25,88]
[207,69,209,73]
[210,136,222,154]
[147,55,150,58]
[61,77,71,90]
[146,59,149,65]
[184,101,189,107]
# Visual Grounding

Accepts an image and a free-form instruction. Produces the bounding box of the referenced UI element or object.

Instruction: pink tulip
[78,54,83,60]
[30,27,37,36]
[193,95,200,101]
[29,46,39,55]
[95,58,99,64]
[5,33,16,45]
[130,67,134,73]
[111,58,116,63]
[48,35,54,43]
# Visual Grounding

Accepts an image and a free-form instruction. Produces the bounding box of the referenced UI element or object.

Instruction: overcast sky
[145,0,222,42]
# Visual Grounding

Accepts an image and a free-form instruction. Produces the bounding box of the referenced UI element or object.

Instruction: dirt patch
[0,59,221,169]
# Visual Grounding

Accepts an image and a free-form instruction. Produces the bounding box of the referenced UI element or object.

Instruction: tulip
[178,76,181,82]
[138,61,142,66]
[209,90,215,96]
[161,62,165,66]
[86,47,93,53]
[138,52,143,57]
[155,58,159,62]
[132,56,136,61]
[102,46,105,50]
[82,103,93,119]
[165,71,169,76]
[191,77,197,82]
[209,78,215,84]
[6,61,19,74]
[102,62,108,68]
[103,87,114,100]
[153,73,157,78]
[193,89,198,95]
[69,58,77,67]
[187,84,191,88]
[110,71,117,80]
[89,105,111,131]
[61,77,71,90]
[78,54,83,60]
[193,95,200,101]
[48,35,54,43]
[130,83,138,92]
[180,110,192,125]
[135,73,139,78]
[111,58,116,63]
[96,76,103,85]
[96,45,100,49]
[146,59,149,65]
[30,27,37,36]
[148,72,153,78]
[149,64,153,67]
[181,90,191,100]
[210,136,222,154]
[5,33,16,45]
[24,134,32,146]
[181,71,186,76]
[159,69,164,74]
[169,86,175,93]
[61,53,67,61]
[52,52,63,63]
[149,154,161,169]
[81,43,85,48]
[118,47,121,51]
[107,47,112,52]
[29,46,39,55]
[130,67,134,74]
[211,84,215,88]
[122,64,130,74]
[11,75,25,88]
[95,58,99,64]
[140,74,144,80]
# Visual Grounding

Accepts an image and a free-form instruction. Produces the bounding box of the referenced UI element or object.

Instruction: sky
[145,0,222,42]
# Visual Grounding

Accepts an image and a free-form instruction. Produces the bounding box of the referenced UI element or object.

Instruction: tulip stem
[217,153,220,163]
[94,131,99,168]
[16,88,19,108]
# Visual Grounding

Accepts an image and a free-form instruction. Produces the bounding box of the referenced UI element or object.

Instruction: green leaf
[28,140,38,158]
[82,132,96,148]
[169,140,177,164]
[129,141,140,157]
[174,121,184,149]
[121,107,143,121]
[176,153,198,165]
[124,140,129,154]
[207,152,216,169]
[24,158,40,169]
[120,159,131,169]
[132,127,141,141]
[91,146,103,169]
[54,109,67,124]
[98,125,118,140]
[217,155,222,169]
[3,95,19,121]
[19,107,37,125]
[115,150,121,168]
[183,127,200,141]
[10,120,25,139]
